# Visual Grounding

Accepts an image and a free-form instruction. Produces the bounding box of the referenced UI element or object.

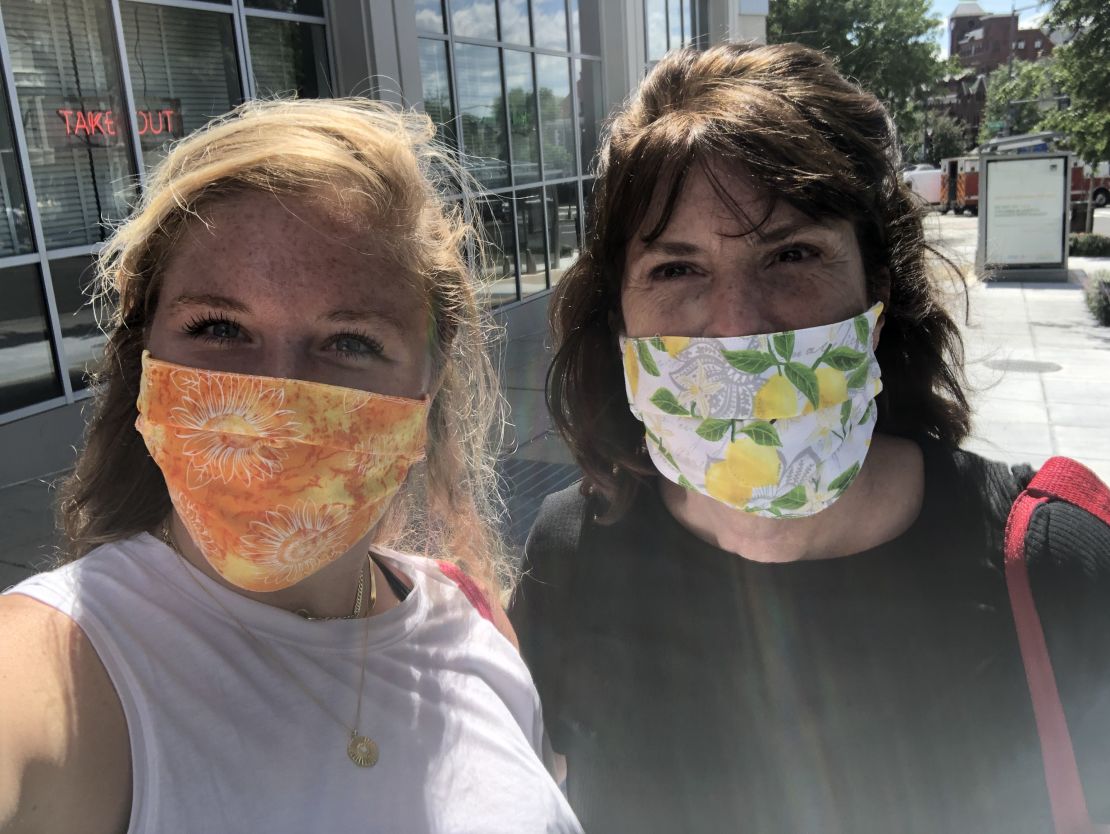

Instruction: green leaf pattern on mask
[650,388,689,415]
[620,302,883,518]
[636,341,661,376]
[695,418,733,442]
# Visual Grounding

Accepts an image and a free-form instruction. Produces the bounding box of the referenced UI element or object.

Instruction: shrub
[1070,233,1110,257]
[1086,271,1110,326]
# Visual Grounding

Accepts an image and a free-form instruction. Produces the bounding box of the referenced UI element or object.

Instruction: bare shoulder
[0,593,130,834]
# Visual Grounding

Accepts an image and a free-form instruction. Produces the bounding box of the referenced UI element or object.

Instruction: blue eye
[184,315,242,343]
[330,332,385,359]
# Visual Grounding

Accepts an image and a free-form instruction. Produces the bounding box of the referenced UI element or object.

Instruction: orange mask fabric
[135,352,429,592]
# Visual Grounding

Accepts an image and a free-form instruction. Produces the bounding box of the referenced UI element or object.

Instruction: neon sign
[55,106,181,142]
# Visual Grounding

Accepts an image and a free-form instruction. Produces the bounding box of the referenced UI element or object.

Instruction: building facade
[0,0,764,485]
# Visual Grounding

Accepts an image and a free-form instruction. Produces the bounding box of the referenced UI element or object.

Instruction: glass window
[535,55,575,179]
[415,0,446,34]
[533,0,568,51]
[645,0,667,60]
[0,80,33,256]
[48,254,104,392]
[504,50,539,185]
[476,193,518,304]
[685,0,696,46]
[570,0,600,55]
[668,0,683,50]
[0,264,61,414]
[499,0,530,45]
[3,0,138,249]
[576,59,602,174]
[454,44,509,188]
[244,0,323,14]
[121,3,242,172]
[419,39,456,148]
[247,18,330,98]
[546,181,579,285]
[451,0,497,41]
[582,176,594,229]
[515,187,546,295]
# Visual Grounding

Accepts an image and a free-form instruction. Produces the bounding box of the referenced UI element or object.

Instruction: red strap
[437,560,494,624]
[1005,456,1110,834]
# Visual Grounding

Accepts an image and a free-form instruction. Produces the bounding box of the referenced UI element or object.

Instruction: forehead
[161,191,426,311]
[632,162,858,255]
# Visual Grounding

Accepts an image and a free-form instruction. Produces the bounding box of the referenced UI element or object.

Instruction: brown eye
[652,263,696,280]
[775,245,819,264]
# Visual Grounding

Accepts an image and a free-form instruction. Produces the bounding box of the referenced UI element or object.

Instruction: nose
[254,340,311,383]
[700,274,774,339]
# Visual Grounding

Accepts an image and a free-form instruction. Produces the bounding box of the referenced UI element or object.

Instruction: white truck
[902,164,942,209]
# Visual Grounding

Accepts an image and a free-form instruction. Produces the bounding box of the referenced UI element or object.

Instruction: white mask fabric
[619,303,884,518]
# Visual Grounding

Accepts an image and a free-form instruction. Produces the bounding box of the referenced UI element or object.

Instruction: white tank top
[6,534,581,833]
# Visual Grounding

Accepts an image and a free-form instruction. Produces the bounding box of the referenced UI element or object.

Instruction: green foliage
[767,0,945,140]
[1070,233,1110,256]
[905,112,971,166]
[1085,270,1110,326]
[1044,0,1110,165]
[978,59,1060,143]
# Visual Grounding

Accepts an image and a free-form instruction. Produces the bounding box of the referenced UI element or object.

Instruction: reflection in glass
[419,39,456,149]
[450,0,497,40]
[514,188,547,296]
[454,45,509,188]
[576,60,603,175]
[685,0,696,46]
[122,3,242,172]
[247,18,330,98]
[0,82,33,256]
[244,0,324,14]
[0,265,61,414]
[4,0,138,248]
[668,0,683,50]
[49,255,105,391]
[582,177,594,230]
[499,0,530,44]
[477,193,518,305]
[535,55,575,179]
[546,182,579,285]
[576,0,601,54]
[645,0,667,60]
[533,0,568,51]
[415,0,446,34]
[504,51,540,185]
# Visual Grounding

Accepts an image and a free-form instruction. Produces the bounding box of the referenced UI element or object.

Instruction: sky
[928,0,1052,56]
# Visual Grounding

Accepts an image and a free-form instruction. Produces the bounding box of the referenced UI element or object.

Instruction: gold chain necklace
[295,559,368,620]
[159,522,381,768]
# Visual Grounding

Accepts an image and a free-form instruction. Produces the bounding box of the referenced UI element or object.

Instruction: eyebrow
[323,307,408,332]
[642,220,838,255]
[169,293,251,313]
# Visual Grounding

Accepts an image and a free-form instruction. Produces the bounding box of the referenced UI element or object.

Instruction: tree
[767,0,946,139]
[911,113,971,166]
[1041,0,1110,165]
[978,59,1060,143]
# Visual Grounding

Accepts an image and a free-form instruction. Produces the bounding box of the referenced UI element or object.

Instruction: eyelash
[184,313,239,344]
[182,315,384,359]
[647,243,821,280]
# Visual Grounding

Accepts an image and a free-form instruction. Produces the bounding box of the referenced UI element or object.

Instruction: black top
[510,441,1110,833]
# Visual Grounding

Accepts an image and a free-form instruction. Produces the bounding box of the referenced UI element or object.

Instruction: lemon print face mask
[619,303,884,518]
[135,352,429,591]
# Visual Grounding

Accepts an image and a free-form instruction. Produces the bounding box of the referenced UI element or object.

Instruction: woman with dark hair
[511,42,1110,833]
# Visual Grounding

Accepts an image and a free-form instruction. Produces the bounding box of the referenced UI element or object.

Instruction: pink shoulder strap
[436,560,494,624]
[1004,456,1110,834]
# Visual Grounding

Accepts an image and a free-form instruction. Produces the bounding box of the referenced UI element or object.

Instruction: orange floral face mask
[135,352,429,592]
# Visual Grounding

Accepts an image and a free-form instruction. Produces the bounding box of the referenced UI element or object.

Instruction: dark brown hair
[547,42,970,519]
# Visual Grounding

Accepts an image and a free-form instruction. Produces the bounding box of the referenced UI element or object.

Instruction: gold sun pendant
[347,732,379,768]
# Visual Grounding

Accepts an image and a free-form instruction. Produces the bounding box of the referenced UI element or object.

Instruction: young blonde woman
[0,99,581,834]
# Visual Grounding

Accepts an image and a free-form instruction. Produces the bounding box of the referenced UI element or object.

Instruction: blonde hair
[57,97,514,595]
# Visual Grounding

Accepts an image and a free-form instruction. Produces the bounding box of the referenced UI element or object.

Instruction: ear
[871,267,891,351]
